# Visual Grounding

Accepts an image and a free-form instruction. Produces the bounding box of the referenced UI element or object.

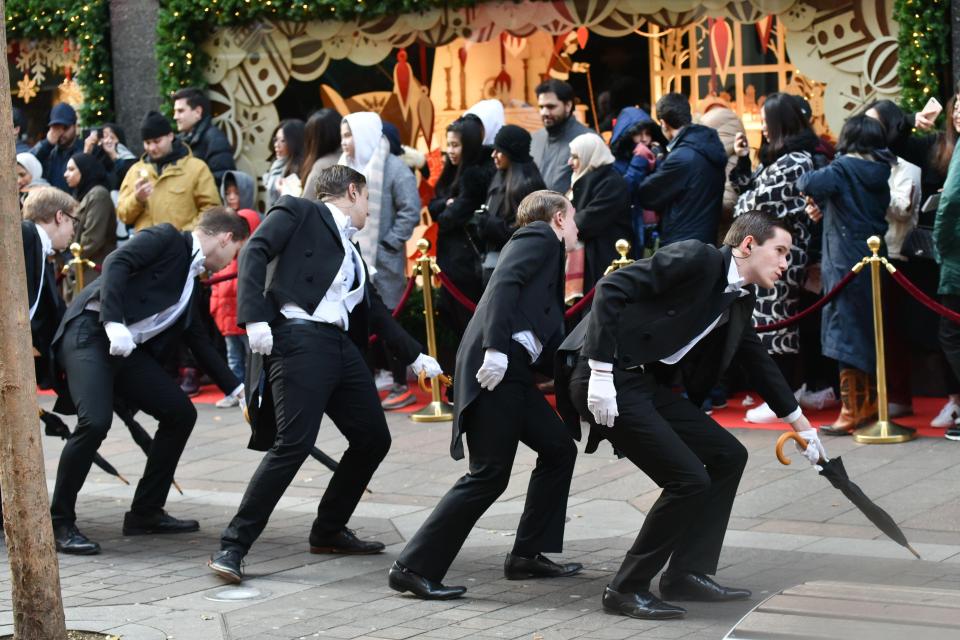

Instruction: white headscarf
[465,99,505,146]
[339,112,383,175]
[16,152,48,188]
[569,133,615,187]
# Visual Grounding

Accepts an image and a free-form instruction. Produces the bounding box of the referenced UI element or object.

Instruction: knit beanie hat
[140,111,172,140]
[493,125,532,163]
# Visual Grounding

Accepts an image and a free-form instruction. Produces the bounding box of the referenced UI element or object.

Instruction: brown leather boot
[821,369,877,435]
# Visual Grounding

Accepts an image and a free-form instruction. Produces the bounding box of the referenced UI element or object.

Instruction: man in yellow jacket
[117,111,221,231]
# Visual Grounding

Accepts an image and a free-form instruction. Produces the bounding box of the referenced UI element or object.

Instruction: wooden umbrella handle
[418,371,453,394]
[775,431,810,466]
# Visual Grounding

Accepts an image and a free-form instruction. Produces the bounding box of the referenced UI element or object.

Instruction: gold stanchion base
[410,401,455,423]
[852,420,917,444]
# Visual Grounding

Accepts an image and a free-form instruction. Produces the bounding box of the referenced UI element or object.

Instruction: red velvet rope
[889,269,960,324]
[435,272,478,312]
[755,268,860,333]
[369,274,418,344]
[565,288,596,318]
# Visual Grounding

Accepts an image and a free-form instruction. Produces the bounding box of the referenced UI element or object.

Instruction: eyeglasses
[60,210,79,224]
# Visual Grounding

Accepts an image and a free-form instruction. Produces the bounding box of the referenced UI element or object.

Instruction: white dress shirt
[124,232,207,344]
[280,202,366,330]
[512,330,542,363]
[29,225,54,320]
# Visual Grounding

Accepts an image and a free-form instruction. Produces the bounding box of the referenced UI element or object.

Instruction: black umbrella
[113,399,184,495]
[40,410,129,485]
[776,432,921,559]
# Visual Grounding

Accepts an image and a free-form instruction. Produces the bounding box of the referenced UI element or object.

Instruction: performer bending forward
[390,190,582,600]
[209,166,441,583]
[557,211,824,620]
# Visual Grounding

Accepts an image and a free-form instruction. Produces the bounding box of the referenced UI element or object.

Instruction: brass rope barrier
[60,242,96,291]
[410,239,454,423]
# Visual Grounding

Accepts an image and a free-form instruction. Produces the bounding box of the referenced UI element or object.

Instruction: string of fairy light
[895,0,950,112]
[5,0,113,122]
[4,1,953,124]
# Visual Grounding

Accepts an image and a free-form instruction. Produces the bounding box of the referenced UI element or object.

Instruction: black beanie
[140,111,172,140]
[494,125,532,163]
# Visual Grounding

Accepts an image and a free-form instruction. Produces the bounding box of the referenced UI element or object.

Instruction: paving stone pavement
[1,396,959,639]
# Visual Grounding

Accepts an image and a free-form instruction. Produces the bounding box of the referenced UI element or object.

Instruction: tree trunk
[0,0,69,636]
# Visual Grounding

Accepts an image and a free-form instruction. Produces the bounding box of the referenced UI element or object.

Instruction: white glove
[476,348,508,391]
[797,428,827,465]
[247,322,273,356]
[103,321,136,358]
[587,366,618,427]
[411,353,443,378]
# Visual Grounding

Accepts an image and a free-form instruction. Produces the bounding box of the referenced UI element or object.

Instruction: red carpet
[39,386,949,438]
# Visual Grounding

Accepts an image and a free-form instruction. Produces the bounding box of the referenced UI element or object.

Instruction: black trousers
[52,312,197,527]
[570,359,747,593]
[939,295,960,384]
[398,342,578,582]
[220,321,391,554]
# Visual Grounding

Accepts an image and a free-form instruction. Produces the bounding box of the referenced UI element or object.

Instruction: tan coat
[117,148,220,231]
[700,107,746,218]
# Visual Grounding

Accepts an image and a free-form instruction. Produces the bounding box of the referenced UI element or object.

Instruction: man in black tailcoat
[389,190,582,600]
[558,211,824,620]
[209,165,442,583]
[51,207,249,554]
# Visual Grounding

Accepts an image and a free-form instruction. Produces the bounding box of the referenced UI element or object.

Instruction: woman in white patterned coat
[730,93,819,421]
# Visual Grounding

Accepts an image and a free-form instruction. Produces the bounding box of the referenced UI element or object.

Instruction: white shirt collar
[189,231,207,277]
[726,255,746,295]
[325,202,359,240]
[35,225,54,256]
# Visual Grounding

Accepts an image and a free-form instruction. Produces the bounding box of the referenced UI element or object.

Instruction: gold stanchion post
[603,239,634,276]
[60,242,96,291]
[852,236,916,444]
[411,239,454,423]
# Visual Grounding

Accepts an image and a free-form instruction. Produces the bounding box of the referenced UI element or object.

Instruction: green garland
[157,0,485,106]
[5,0,114,123]
[895,0,950,112]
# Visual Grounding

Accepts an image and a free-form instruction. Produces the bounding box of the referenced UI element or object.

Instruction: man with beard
[530,79,590,194]
[30,103,84,191]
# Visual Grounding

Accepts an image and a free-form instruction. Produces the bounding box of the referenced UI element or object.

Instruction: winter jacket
[531,116,591,194]
[30,137,84,191]
[636,124,727,246]
[731,130,818,219]
[885,158,921,260]
[610,107,657,216]
[798,154,891,373]
[303,151,342,202]
[889,118,949,225]
[934,145,960,295]
[572,164,633,293]
[700,107,746,217]
[210,209,261,337]
[73,185,117,289]
[181,116,236,186]
[116,141,221,231]
[91,143,138,192]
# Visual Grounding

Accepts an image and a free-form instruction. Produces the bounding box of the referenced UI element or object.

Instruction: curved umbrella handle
[775,431,810,466]
[418,371,453,394]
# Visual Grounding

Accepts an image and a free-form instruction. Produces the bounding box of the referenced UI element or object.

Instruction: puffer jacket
[210,208,262,336]
[116,140,221,231]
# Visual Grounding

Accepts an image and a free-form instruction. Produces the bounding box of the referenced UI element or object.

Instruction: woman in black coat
[567,132,632,293]
[431,115,495,342]
[477,124,546,287]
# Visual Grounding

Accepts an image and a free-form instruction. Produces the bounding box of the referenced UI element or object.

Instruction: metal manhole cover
[204,586,270,602]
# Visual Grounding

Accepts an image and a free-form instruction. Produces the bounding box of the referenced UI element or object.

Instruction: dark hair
[836,115,887,156]
[516,190,569,226]
[535,79,575,104]
[69,152,109,200]
[272,119,305,178]
[760,92,813,164]
[315,165,367,200]
[436,116,486,197]
[723,210,792,247]
[12,106,26,133]
[931,93,959,175]
[101,122,127,146]
[172,87,211,119]
[655,93,692,129]
[504,160,547,216]
[301,109,342,178]
[197,206,252,240]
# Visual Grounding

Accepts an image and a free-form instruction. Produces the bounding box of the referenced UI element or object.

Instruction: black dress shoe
[54,524,101,555]
[309,527,384,554]
[659,571,751,602]
[503,553,583,580]
[208,549,244,584]
[122,510,200,536]
[388,562,466,600]
[601,586,686,620]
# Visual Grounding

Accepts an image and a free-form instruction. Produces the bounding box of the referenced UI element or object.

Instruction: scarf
[568,132,615,192]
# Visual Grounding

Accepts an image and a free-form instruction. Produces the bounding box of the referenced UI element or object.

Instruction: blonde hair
[516,190,568,226]
[22,187,78,224]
